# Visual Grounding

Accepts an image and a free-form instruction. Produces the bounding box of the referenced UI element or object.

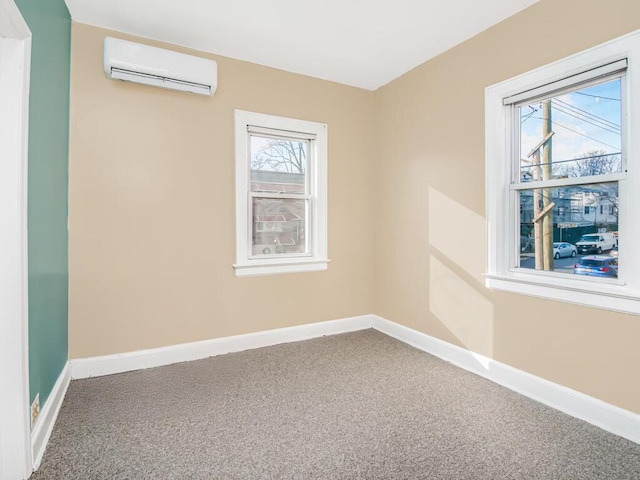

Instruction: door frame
[0,1,32,478]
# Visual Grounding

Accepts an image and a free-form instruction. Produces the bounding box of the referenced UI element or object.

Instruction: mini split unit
[103,37,217,96]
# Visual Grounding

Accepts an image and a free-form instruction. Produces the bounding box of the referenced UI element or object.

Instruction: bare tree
[560,150,621,177]
[251,139,306,174]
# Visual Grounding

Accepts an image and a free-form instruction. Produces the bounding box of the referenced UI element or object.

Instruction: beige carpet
[32,329,640,479]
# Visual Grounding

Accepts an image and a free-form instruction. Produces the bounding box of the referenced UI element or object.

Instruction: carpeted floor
[32,329,640,479]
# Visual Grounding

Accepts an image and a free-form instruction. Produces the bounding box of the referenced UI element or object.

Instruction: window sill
[485,272,640,315]
[233,259,330,277]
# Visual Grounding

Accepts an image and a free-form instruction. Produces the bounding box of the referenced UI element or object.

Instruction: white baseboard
[370,315,640,446]
[70,315,373,380]
[67,313,640,447]
[31,361,70,470]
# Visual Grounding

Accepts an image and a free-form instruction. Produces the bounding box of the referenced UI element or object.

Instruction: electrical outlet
[31,394,40,429]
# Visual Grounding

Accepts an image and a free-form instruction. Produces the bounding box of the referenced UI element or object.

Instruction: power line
[520,106,537,124]
[552,99,621,130]
[552,98,621,130]
[550,104,622,136]
[575,91,621,101]
[552,106,621,136]
[530,116,620,150]
[553,98,620,128]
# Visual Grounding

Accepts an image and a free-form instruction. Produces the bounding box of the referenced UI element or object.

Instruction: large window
[516,75,622,275]
[485,31,640,314]
[234,110,328,276]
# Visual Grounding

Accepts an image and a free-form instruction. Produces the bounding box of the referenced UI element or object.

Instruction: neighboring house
[251,171,306,255]
[580,192,618,225]
[520,187,618,233]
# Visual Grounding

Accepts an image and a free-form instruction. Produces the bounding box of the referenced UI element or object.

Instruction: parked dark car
[573,256,618,278]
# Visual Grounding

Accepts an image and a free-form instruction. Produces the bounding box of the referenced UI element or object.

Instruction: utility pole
[542,99,554,270]
[527,130,555,271]
[532,149,543,270]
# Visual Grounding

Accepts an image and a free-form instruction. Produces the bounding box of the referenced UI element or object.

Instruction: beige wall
[69,23,376,358]
[70,0,640,415]
[374,0,640,414]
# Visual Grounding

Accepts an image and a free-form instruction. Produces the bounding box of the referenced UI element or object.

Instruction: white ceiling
[64,0,539,91]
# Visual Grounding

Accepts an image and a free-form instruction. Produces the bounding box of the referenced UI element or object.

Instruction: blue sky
[519,77,622,174]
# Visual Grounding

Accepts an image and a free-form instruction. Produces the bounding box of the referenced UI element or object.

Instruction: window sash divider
[248,252,314,261]
[249,192,311,200]
[511,172,625,191]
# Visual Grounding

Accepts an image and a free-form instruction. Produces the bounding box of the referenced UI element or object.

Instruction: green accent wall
[15,0,71,406]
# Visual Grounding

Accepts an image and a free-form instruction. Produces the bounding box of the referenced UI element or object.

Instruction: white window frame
[485,30,640,315]
[234,110,328,277]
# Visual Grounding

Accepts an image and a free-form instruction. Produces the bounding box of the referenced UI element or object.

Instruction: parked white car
[576,232,616,254]
[553,242,577,259]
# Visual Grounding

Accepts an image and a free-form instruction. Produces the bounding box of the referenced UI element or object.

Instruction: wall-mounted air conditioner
[103,37,217,96]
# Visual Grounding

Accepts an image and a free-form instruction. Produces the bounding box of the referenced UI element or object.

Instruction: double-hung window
[485,31,640,314]
[234,110,328,277]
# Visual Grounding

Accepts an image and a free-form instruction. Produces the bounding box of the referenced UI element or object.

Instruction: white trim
[233,259,329,277]
[68,314,640,447]
[484,275,640,314]
[70,315,371,379]
[503,58,628,105]
[0,0,30,38]
[485,29,640,314]
[234,109,328,277]
[0,2,32,479]
[31,363,70,471]
[370,315,640,446]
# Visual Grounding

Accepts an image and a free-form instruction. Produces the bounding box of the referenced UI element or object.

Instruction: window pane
[519,182,618,276]
[519,78,622,182]
[250,135,307,194]
[252,197,307,256]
